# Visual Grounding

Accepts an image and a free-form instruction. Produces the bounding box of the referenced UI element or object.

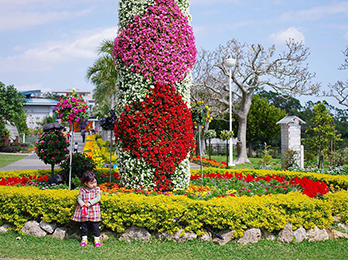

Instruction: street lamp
[224,58,236,167]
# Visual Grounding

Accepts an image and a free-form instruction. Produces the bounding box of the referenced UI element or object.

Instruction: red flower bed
[191,172,329,198]
[0,175,49,186]
[0,171,330,199]
[291,176,329,198]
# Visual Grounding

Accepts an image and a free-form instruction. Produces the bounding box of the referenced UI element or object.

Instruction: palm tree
[86,39,118,109]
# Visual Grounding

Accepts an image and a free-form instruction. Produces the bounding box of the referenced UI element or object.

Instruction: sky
[0,0,347,109]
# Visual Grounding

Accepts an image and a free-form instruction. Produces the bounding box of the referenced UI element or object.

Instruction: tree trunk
[235,115,251,164]
[51,164,55,178]
[234,90,253,164]
[248,142,253,157]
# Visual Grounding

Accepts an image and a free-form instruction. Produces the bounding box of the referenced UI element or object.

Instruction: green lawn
[1,231,348,260]
[0,154,28,168]
[209,155,282,170]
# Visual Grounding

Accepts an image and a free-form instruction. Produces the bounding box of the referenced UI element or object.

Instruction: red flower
[115,83,195,190]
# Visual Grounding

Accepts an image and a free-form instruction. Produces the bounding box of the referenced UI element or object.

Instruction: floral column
[113,0,196,190]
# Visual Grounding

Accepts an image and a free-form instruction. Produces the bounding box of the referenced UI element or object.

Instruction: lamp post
[224,58,236,167]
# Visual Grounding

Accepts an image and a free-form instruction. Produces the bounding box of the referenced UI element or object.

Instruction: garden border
[1,168,348,242]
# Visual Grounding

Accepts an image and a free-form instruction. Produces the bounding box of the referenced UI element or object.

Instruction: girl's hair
[81,170,96,184]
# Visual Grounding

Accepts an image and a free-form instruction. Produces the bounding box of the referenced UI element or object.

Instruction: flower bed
[83,135,105,167]
[191,156,227,168]
[0,185,333,237]
[1,168,348,237]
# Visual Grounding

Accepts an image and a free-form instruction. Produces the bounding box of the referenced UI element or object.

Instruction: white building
[22,89,97,131]
[22,90,58,129]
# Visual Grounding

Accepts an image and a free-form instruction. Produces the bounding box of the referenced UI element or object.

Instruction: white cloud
[269,27,305,44]
[0,27,118,74]
[0,0,115,31]
[280,2,348,22]
[0,9,91,31]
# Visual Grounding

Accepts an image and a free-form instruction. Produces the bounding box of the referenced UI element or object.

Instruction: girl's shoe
[94,239,101,247]
[80,238,87,247]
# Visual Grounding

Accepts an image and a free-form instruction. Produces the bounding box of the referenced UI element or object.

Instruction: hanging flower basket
[55,91,89,124]
[191,101,212,132]
[99,110,116,131]
[220,130,234,141]
[204,129,217,139]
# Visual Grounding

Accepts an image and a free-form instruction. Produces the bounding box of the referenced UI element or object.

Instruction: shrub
[59,152,96,183]
[282,150,299,170]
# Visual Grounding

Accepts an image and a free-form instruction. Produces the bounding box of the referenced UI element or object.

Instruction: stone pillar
[277,116,306,168]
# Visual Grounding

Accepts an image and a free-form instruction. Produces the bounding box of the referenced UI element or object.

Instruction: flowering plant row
[191,172,329,199]
[83,135,105,167]
[114,83,195,190]
[97,171,330,200]
[0,174,49,186]
[0,185,333,236]
[190,156,227,168]
[55,91,89,124]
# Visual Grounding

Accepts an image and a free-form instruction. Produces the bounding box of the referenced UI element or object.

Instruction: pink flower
[113,0,196,85]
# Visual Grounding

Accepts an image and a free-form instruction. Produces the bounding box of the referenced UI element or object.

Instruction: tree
[36,116,57,127]
[245,95,287,156]
[257,90,303,116]
[86,39,118,109]
[325,47,348,107]
[0,82,26,137]
[192,39,320,164]
[303,102,342,168]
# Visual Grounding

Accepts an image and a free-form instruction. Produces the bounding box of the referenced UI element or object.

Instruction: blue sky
[0,0,347,108]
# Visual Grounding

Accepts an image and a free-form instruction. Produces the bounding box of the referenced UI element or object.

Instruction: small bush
[60,152,96,182]
[282,150,298,170]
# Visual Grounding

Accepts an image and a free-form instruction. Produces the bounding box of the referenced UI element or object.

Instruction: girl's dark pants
[80,222,100,237]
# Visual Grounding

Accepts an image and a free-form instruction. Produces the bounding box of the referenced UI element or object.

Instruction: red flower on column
[114,83,195,190]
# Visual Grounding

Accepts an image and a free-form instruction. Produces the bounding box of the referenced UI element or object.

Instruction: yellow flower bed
[96,137,117,164]
[0,169,56,179]
[83,135,104,167]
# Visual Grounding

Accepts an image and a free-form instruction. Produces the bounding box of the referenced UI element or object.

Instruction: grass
[1,231,348,260]
[0,154,28,168]
[208,155,282,170]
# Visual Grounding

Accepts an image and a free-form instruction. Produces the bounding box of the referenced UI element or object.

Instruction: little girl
[72,171,101,247]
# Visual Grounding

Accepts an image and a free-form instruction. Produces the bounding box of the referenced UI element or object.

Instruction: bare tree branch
[191,38,320,164]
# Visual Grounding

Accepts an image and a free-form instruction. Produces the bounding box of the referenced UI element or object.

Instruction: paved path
[0,133,85,171]
[0,133,203,171]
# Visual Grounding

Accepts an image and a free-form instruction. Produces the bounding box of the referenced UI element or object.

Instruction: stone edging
[1,219,348,246]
